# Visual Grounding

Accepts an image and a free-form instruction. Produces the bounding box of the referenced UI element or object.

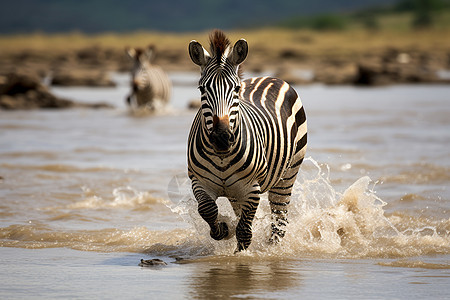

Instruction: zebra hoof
[269,223,286,244]
[235,241,250,253]
[269,234,282,245]
[210,222,229,240]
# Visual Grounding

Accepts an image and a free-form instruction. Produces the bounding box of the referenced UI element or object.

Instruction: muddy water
[0,72,449,299]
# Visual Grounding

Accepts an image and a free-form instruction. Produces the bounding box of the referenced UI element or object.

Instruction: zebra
[125,45,172,111]
[187,30,307,252]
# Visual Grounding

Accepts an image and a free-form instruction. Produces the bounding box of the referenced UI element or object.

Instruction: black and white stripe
[187,30,307,251]
[126,45,171,111]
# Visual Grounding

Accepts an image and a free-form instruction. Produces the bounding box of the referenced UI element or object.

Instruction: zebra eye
[234,86,241,93]
[198,86,206,94]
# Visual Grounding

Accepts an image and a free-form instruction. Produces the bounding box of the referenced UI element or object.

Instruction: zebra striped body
[187,31,307,251]
[126,46,171,111]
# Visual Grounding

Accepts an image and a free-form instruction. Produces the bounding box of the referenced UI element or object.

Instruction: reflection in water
[185,258,301,299]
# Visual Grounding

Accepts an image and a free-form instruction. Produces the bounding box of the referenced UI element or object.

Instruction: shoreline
[1,28,449,84]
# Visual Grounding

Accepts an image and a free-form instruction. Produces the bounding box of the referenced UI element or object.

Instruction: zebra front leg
[191,180,229,241]
[235,184,261,252]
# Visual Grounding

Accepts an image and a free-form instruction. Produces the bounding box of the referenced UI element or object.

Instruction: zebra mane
[209,29,231,64]
[134,48,143,58]
[130,45,156,62]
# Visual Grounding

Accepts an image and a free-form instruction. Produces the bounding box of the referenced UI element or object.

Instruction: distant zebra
[187,30,307,252]
[125,45,171,111]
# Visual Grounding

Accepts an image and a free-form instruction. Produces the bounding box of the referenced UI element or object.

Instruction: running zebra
[125,45,172,111]
[187,30,307,252]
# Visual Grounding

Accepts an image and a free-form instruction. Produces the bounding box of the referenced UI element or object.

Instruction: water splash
[166,157,450,259]
[67,186,164,209]
[1,158,448,258]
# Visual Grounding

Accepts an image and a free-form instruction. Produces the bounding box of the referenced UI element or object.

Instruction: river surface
[1,72,449,299]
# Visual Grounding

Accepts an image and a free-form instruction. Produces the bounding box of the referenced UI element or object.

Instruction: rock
[354,61,392,86]
[0,72,113,110]
[274,67,313,85]
[0,93,74,110]
[187,98,201,110]
[51,69,116,87]
[313,63,358,85]
[354,60,442,86]
[0,72,73,109]
[278,48,308,61]
[139,258,167,267]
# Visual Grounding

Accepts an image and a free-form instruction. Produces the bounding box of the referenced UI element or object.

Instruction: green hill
[0,0,398,33]
[280,0,450,30]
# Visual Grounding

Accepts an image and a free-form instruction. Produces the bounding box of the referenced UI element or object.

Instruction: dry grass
[1,28,449,55]
[1,28,449,76]
[0,31,191,52]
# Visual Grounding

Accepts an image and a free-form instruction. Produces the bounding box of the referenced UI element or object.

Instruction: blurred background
[1,0,449,33]
[1,0,450,101]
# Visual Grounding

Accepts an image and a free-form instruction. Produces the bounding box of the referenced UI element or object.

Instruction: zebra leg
[268,188,290,244]
[191,180,229,241]
[235,184,261,252]
[126,93,133,106]
[268,146,305,244]
[268,161,303,243]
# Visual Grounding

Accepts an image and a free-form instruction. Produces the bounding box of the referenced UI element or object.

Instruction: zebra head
[189,30,248,154]
[126,45,156,93]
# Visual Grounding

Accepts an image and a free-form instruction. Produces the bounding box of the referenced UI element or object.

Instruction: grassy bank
[1,27,449,86]
[1,27,449,58]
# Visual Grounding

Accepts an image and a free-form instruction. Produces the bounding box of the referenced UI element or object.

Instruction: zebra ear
[125,47,136,59]
[189,40,210,66]
[144,45,156,62]
[229,39,248,66]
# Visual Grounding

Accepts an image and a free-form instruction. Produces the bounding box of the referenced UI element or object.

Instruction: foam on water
[1,158,448,259]
[67,186,165,209]
[165,157,450,259]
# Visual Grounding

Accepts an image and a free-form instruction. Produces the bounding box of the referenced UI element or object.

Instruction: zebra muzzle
[210,115,235,153]
[132,80,139,92]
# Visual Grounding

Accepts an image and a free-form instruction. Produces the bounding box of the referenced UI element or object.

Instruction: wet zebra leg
[191,180,229,240]
[268,178,295,244]
[235,185,261,252]
[268,193,290,244]
[268,155,304,244]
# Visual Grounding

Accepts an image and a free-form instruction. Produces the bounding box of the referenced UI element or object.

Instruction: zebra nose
[210,130,234,153]
[212,115,229,128]
[210,115,235,153]
[132,80,139,92]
